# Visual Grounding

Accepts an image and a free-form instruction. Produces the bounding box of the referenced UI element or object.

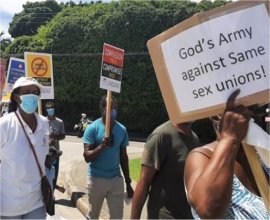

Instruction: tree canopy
[9,0,62,38]
[4,0,229,139]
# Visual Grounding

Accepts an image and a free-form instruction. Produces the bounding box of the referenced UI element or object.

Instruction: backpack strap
[15,112,44,177]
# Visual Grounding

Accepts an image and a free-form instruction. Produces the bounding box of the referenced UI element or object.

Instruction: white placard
[161,4,269,113]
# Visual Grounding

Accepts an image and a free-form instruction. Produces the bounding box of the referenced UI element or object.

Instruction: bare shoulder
[188,141,217,159]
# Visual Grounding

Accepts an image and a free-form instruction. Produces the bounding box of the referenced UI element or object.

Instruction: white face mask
[19,94,39,114]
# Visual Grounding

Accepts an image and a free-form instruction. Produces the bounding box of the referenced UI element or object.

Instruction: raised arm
[184,89,251,218]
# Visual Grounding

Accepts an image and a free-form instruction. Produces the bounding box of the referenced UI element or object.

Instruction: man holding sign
[146,0,269,217]
[0,77,48,219]
[184,90,270,219]
[83,95,133,219]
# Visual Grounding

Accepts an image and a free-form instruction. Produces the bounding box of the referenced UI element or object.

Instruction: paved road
[47,136,86,219]
[48,135,146,219]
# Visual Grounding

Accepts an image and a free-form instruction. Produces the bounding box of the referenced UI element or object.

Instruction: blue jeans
[1,206,46,219]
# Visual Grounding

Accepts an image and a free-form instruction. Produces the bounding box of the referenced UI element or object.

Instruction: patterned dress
[191,175,270,219]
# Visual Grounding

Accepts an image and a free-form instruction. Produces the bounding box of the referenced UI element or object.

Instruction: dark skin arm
[184,89,252,219]
[130,165,156,219]
[55,185,65,193]
[83,137,110,162]
[120,147,134,198]
[50,133,65,140]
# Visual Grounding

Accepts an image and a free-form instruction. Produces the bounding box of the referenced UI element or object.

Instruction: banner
[147,1,269,124]
[0,64,5,101]
[25,52,54,99]
[100,43,124,93]
[2,58,25,102]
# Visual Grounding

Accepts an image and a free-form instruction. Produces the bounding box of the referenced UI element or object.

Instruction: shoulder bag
[15,112,54,216]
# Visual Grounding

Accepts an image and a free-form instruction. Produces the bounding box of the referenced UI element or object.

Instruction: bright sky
[0,0,104,38]
[0,0,202,39]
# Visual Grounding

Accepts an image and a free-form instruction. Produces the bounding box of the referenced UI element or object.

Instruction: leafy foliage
[5,0,228,140]
[129,158,141,182]
[9,0,62,38]
[0,32,12,55]
[5,36,44,58]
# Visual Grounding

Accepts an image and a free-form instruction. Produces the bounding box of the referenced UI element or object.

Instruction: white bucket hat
[12,77,43,91]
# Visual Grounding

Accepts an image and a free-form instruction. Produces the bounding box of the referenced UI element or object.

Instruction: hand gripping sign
[147,0,269,212]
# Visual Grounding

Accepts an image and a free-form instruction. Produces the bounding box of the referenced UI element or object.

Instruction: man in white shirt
[0,77,49,219]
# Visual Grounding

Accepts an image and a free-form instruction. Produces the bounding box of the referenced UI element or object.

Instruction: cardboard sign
[147,1,269,124]
[100,43,124,93]
[5,57,25,92]
[0,58,7,100]
[0,64,6,101]
[25,52,54,99]
[1,57,25,102]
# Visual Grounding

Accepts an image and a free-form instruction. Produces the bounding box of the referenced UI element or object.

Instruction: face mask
[19,94,39,114]
[47,108,55,116]
[103,109,117,121]
[110,109,117,121]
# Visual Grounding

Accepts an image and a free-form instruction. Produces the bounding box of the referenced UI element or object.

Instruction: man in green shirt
[131,121,200,219]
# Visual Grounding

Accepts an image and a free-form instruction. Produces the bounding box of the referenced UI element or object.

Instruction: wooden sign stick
[242,142,270,212]
[38,99,42,115]
[105,90,112,137]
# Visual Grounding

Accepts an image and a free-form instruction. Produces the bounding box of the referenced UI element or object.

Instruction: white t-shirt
[0,110,49,216]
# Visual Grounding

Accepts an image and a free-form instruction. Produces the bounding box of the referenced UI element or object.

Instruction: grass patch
[129,158,141,182]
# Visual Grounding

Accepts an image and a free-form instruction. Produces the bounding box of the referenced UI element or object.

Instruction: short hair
[99,95,118,113]
[45,101,54,109]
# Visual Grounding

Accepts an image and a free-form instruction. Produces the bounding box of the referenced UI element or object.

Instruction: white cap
[12,77,43,91]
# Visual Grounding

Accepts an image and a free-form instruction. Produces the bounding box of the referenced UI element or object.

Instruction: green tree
[7,0,229,139]
[0,32,12,55]
[9,0,62,38]
[5,35,44,58]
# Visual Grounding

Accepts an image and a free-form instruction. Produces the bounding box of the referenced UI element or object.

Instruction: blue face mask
[110,109,117,121]
[19,94,39,114]
[103,109,117,121]
[47,108,55,116]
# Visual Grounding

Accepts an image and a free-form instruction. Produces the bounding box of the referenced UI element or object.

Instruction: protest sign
[100,43,124,93]
[148,0,270,212]
[147,0,269,124]
[0,63,6,101]
[99,43,124,136]
[1,58,25,102]
[25,52,54,99]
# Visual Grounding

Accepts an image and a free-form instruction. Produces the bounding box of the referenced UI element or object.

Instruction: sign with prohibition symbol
[31,57,48,76]
[24,52,54,99]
